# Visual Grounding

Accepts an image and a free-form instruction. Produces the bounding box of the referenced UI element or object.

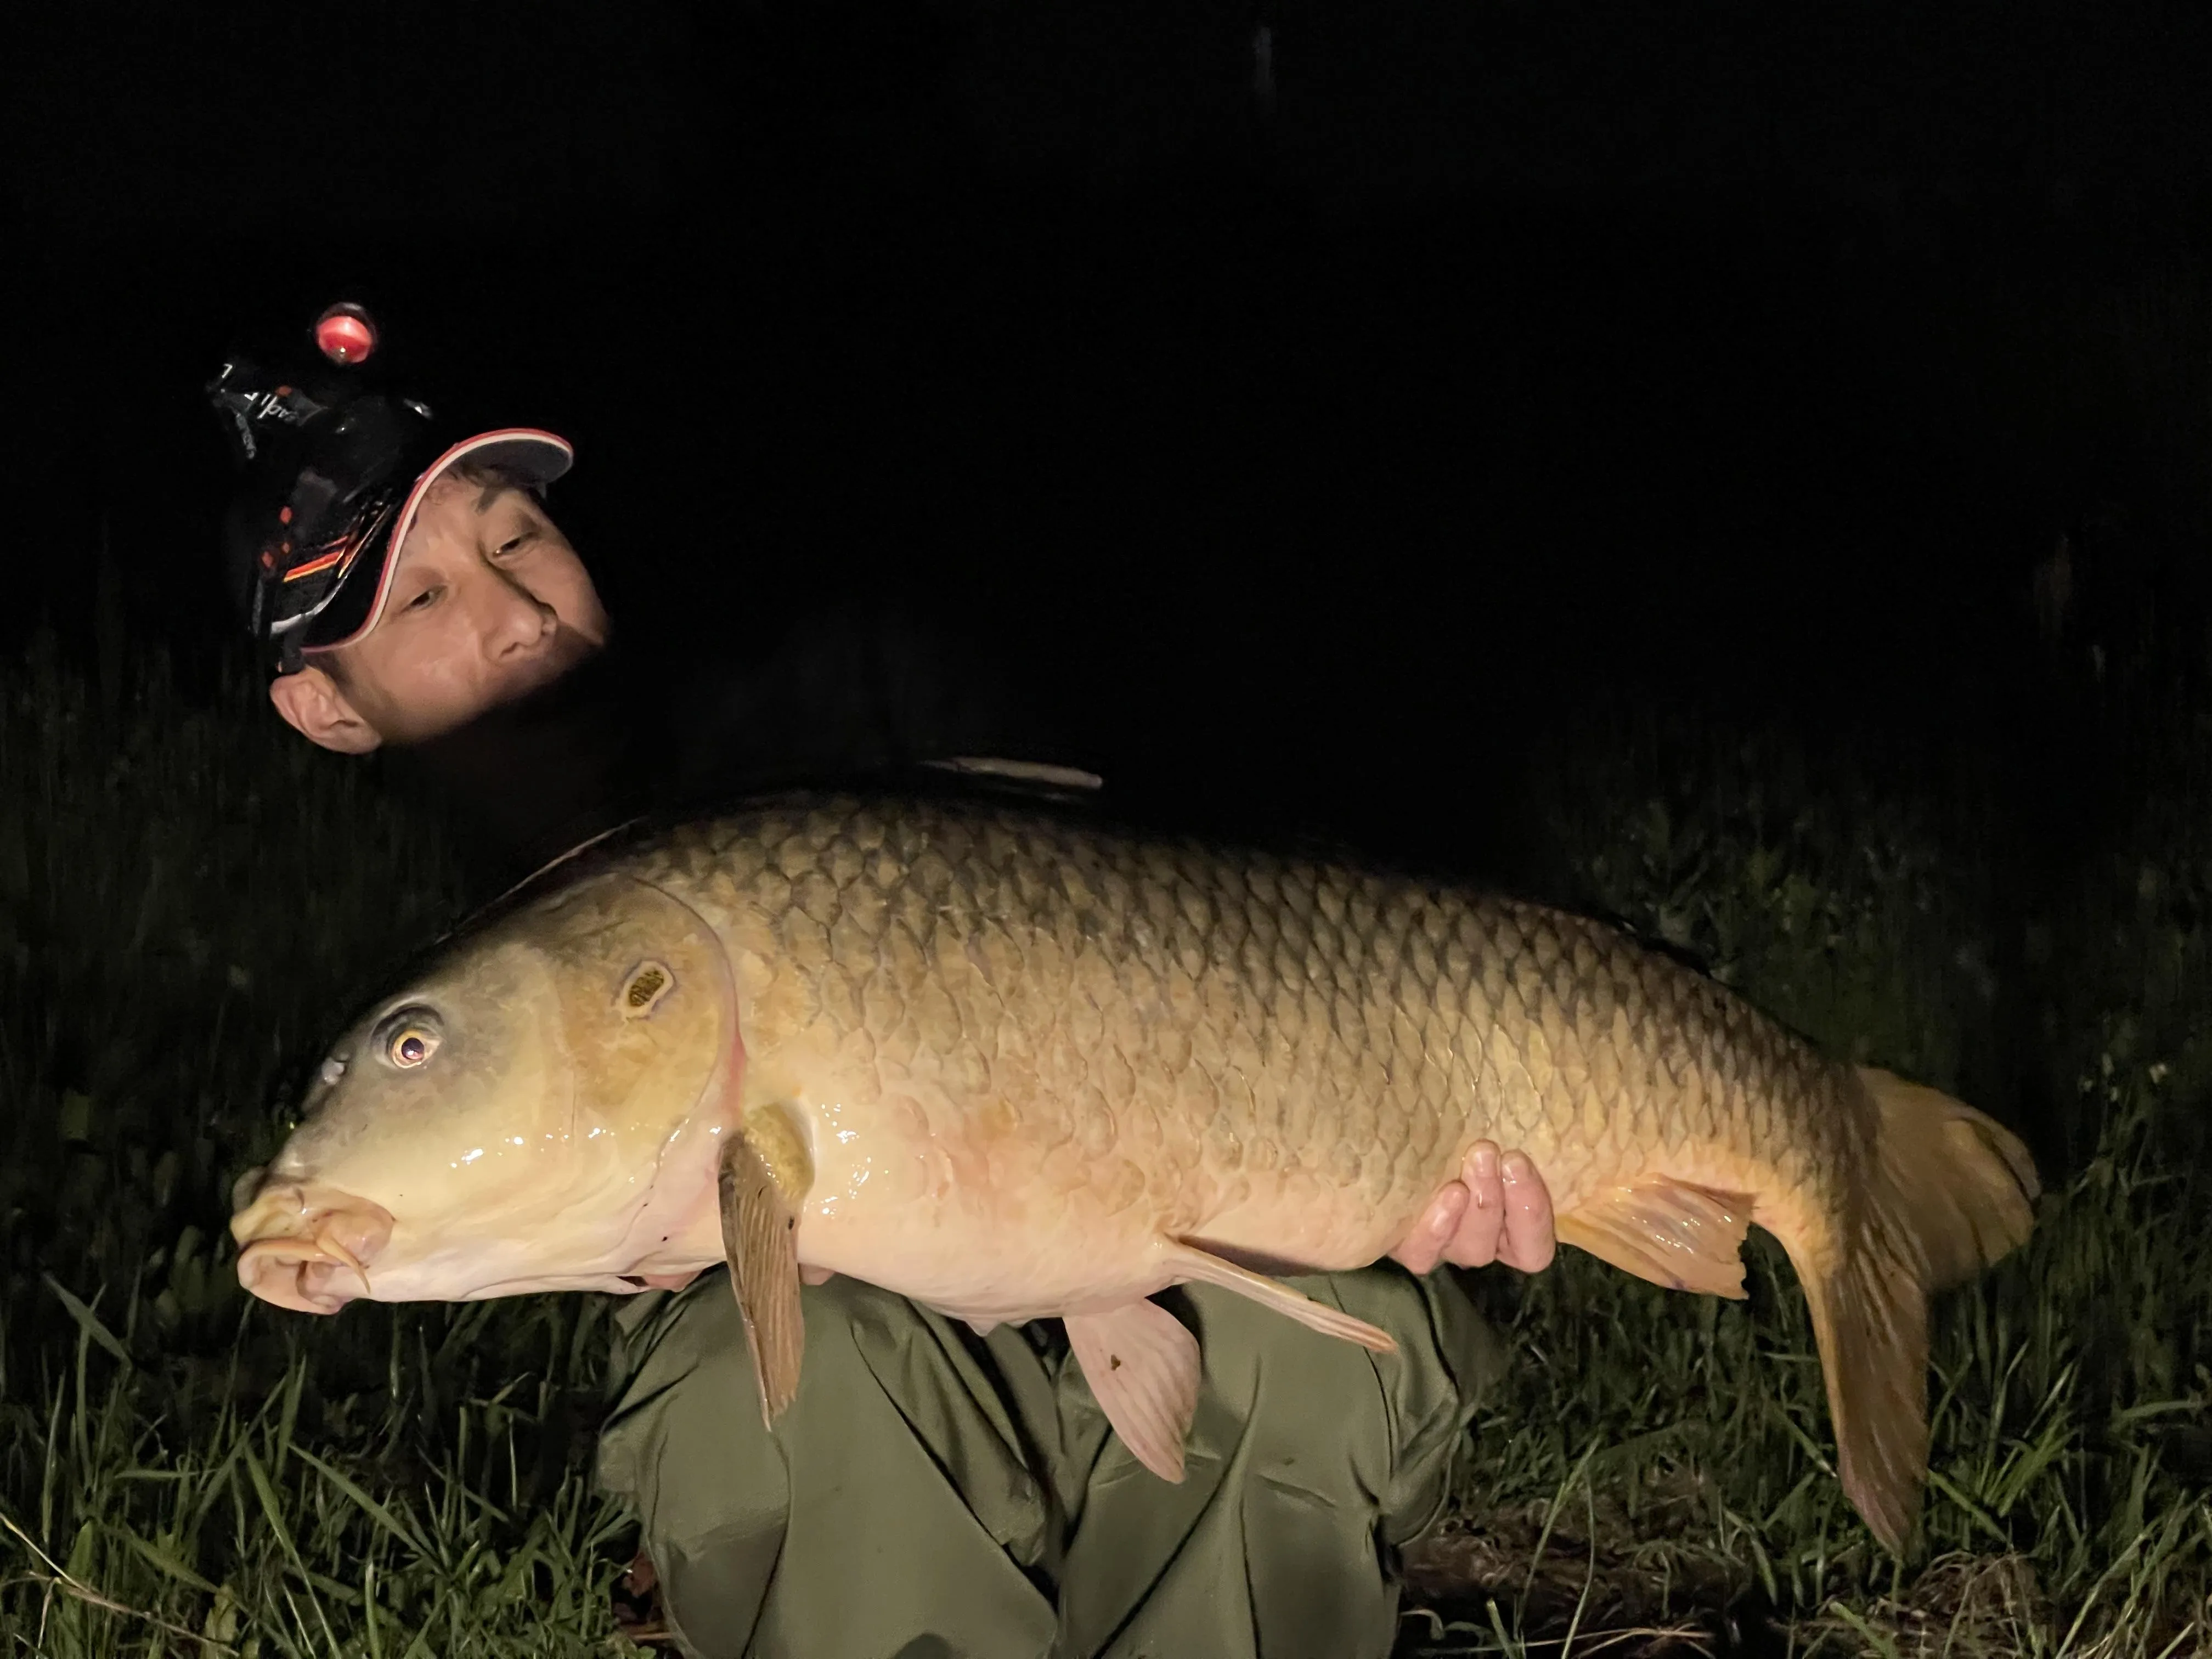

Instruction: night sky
[8,0,2211,861]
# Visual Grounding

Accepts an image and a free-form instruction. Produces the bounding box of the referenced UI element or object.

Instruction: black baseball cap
[209,303,572,675]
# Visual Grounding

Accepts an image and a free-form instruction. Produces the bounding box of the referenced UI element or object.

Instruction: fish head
[230,874,738,1314]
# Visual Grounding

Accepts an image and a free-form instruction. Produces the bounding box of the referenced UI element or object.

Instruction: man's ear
[268,665,382,754]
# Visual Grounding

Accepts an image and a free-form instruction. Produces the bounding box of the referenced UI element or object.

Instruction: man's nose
[474,567,558,659]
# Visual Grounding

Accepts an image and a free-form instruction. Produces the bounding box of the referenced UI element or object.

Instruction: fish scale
[659,802,1782,1244]
[233,792,2039,1550]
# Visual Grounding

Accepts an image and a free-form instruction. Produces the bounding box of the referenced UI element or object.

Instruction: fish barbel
[230,794,2037,1548]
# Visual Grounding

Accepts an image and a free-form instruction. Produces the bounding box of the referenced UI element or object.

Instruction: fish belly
[781,1083,1187,1323]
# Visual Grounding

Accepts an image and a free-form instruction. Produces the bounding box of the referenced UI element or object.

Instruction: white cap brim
[324,428,574,650]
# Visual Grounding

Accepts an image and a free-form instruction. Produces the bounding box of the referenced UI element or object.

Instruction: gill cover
[514,872,738,1160]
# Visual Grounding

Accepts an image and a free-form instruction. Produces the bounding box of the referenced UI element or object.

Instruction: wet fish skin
[654,803,1847,1301]
[233,794,2038,1550]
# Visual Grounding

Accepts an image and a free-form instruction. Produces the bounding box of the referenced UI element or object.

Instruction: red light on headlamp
[314,305,377,366]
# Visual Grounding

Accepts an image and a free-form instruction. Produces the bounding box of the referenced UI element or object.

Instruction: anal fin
[1161,1240,1398,1353]
[719,1127,806,1427]
[1556,1180,1754,1297]
[1065,1300,1202,1482]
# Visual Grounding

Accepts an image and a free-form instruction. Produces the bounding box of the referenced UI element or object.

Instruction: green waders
[597,1266,1502,1659]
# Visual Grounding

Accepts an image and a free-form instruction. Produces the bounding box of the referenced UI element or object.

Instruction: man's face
[271,473,609,751]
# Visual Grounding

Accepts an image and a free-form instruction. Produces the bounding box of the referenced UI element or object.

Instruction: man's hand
[1387,1142,1557,1276]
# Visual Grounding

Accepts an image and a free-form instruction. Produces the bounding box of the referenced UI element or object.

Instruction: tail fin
[1862,1068,2040,1288]
[1798,1068,2040,1551]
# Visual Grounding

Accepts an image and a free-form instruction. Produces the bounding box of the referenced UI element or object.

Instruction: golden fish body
[676,807,1817,1304]
[233,794,2037,1549]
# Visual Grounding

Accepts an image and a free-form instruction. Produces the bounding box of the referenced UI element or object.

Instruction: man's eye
[494,532,537,558]
[407,586,442,611]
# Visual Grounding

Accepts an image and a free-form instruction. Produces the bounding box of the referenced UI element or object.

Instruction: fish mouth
[230,1182,395,1316]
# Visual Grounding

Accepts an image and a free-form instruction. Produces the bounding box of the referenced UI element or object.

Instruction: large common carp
[230,794,2037,1549]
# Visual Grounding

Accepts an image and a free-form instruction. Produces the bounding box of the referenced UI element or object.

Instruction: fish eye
[375,1007,443,1070]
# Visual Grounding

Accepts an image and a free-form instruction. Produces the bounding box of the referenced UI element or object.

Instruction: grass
[1,624,2208,1655]
[0,634,631,1655]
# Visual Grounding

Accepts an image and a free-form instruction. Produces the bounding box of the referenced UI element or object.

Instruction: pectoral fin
[718,1121,808,1427]
[1160,1240,1398,1353]
[1065,1300,1202,1482]
[1555,1179,1753,1297]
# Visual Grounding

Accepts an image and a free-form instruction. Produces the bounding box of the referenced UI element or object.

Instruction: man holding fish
[207,305,1567,1657]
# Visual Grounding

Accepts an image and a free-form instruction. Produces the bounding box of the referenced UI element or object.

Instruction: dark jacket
[388,603,1086,896]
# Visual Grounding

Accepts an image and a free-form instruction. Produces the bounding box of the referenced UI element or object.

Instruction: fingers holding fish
[1386,1181,1466,1274]
[1386,1142,1559,1275]
[1493,1150,1558,1273]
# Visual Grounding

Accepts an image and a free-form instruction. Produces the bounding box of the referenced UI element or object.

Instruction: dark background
[7,0,2211,867]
